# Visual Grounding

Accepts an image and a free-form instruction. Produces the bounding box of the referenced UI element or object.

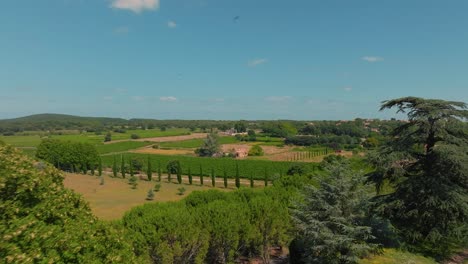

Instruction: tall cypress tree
[188,167,193,185]
[235,163,240,188]
[112,156,118,177]
[264,167,269,187]
[158,162,162,182]
[199,164,204,185]
[223,168,228,188]
[211,168,215,187]
[129,159,134,177]
[121,155,126,179]
[98,159,103,176]
[177,163,182,184]
[250,173,254,188]
[146,155,152,181]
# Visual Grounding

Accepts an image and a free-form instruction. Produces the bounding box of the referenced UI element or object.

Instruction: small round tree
[146,189,155,200]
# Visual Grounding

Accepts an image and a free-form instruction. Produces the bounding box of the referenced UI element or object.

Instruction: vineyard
[101,153,322,180]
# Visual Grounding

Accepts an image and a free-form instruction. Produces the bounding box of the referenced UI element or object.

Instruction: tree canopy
[367,97,468,257]
[195,132,221,157]
[0,142,140,263]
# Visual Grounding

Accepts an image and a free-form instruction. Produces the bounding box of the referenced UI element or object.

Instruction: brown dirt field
[105,133,208,144]
[63,172,266,220]
[131,147,194,155]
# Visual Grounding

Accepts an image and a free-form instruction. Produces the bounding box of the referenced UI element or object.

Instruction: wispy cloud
[110,0,159,13]
[343,87,352,92]
[160,96,178,102]
[265,96,292,102]
[103,96,113,101]
[131,96,145,101]
[113,26,130,35]
[167,20,177,28]
[248,58,268,67]
[114,88,127,94]
[362,56,384,63]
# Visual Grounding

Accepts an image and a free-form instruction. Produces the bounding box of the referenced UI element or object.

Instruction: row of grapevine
[288,148,330,161]
[101,153,321,180]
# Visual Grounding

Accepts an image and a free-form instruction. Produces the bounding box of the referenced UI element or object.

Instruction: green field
[101,153,321,180]
[0,128,190,148]
[96,141,154,154]
[158,136,239,148]
[0,135,43,147]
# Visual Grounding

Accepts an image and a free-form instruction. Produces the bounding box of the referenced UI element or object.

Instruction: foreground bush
[0,142,139,263]
[123,188,291,263]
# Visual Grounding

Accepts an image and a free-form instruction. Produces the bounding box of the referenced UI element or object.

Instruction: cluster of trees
[285,135,361,149]
[123,187,291,263]
[195,133,221,157]
[35,139,100,173]
[261,121,298,137]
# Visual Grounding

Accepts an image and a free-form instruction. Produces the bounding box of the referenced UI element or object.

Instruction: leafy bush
[248,145,264,156]
[130,133,140,139]
[0,142,138,263]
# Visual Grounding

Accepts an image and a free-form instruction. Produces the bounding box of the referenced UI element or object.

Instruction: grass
[63,172,229,220]
[0,128,190,148]
[158,136,239,148]
[111,128,190,141]
[0,135,43,147]
[96,141,153,154]
[359,249,436,264]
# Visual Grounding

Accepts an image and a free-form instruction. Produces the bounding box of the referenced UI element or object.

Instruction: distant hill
[0,113,127,123]
[0,113,128,133]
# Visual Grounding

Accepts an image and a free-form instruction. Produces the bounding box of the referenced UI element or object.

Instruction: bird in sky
[233,16,240,22]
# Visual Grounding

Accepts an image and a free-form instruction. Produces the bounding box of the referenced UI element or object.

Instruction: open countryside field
[0,128,191,148]
[63,173,214,220]
[63,172,268,220]
[96,141,154,154]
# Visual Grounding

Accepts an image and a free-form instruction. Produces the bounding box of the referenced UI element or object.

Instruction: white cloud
[160,96,178,102]
[265,96,292,102]
[167,20,177,28]
[248,58,268,67]
[131,96,145,101]
[113,26,130,34]
[103,96,113,101]
[110,0,159,13]
[114,88,127,94]
[344,87,352,92]
[362,56,384,63]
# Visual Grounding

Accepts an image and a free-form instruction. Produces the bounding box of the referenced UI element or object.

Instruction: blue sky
[1,0,467,120]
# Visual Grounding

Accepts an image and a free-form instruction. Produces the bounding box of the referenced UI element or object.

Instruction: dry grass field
[63,172,267,220]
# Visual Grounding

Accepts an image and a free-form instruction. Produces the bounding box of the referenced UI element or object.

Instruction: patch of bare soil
[443,250,468,264]
[132,147,194,155]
